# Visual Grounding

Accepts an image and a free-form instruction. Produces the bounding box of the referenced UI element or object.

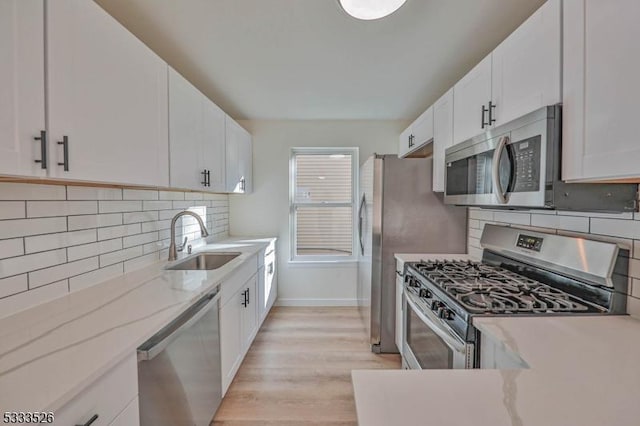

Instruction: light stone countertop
[354,254,640,426]
[0,236,276,413]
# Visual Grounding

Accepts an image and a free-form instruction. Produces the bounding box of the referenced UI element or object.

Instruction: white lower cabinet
[54,355,138,426]
[480,334,527,369]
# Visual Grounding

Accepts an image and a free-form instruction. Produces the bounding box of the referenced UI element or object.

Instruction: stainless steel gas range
[401,224,629,370]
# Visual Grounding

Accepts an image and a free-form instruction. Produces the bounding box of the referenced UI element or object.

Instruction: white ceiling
[95,0,545,121]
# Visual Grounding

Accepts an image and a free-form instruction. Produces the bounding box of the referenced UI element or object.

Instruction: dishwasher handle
[137,289,220,361]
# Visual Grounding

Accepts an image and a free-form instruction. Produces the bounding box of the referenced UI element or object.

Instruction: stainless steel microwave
[444,105,637,211]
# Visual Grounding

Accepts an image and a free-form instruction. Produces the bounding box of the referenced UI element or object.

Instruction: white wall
[230,120,407,306]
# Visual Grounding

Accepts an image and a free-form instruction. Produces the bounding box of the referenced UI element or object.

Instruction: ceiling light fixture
[338,0,407,20]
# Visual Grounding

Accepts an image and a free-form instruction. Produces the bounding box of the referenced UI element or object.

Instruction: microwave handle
[491,135,510,204]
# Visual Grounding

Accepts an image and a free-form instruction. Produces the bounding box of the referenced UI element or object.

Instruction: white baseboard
[275,298,358,307]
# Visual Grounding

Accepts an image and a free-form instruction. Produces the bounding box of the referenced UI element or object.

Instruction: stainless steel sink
[166,252,241,271]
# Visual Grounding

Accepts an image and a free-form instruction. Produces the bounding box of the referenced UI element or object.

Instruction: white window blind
[290,149,357,261]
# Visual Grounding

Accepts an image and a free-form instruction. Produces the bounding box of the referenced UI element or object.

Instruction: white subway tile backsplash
[29,257,98,289]
[98,200,143,214]
[558,210,634,220]
[0,239,24,260]
[69,263,123,292]
[0,201,25,220]
[26,201,97,218]
[0,182,229,314]
[590,218,640,239]
[141,219,171,233]
[468,219,480,229]
[185,192,204,201]
[99,246,143,267]
[531,214,589,233]
[0,217,67,239]
[468,209,494,221]
[124,252,159,273]
[493,212,531,226]
[142,200,172,211]
[123,189,159,200]
[123,232,159,249]
[0,249,67,279]
[0,274,28,298]
[0,183,66,201]
[67,186,122,200]
[123,211,159,224]
[159,190,185,200]
[24,229,97,254]
[68,213,123,231]
[97,224,141,241]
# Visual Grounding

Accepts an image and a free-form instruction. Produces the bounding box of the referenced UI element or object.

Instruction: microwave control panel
[511,136,541,192]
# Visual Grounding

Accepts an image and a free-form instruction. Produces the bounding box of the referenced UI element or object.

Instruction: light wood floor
[212,307,401,425]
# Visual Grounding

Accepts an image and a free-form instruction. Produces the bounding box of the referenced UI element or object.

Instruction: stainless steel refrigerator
[357,154,467,353]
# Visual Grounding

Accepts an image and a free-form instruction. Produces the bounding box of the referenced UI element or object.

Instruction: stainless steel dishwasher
[137,288,222,426]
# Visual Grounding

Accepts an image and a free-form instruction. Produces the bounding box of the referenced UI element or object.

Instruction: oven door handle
[405,293,466,354]
[491,135,510,204]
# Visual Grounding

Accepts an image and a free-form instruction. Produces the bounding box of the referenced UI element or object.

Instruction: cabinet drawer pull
[481,105,488,129]
[76,414,98,426]
[241,290,247,307]
[201,169,208,186]
[58,136,69,171]
[34,130,47,169]
[488,101,496,125]
[206,170,211,187]
[246,287,250,304]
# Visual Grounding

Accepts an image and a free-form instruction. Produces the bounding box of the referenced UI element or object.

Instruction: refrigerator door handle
[358,194,366,255]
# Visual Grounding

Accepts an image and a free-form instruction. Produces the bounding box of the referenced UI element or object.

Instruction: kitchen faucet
[168,211,209,261]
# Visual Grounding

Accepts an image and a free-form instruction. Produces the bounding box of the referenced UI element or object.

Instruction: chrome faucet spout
[168,211,209,261]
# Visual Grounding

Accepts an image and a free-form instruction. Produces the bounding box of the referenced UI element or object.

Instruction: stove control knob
[419,288,432,298]
[404,274,411,284]
[430,301,443,311]
[439,309,454,320]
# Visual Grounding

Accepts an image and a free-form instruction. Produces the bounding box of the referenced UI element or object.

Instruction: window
[290,148,358,262]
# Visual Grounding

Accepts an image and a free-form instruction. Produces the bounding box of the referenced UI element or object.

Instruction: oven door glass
[406,304,454,369]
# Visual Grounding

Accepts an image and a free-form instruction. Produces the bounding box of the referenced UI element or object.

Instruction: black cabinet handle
[75,414,98,426]
[57,136,69,171]
[201,169,208,186]
[481,105,488,129]
[488,101,496,125]
[240,177,246,192]
[206,170,211,187]
[241,290,247,307]
[268,263,273,275]
[34,130,47,169]
[246,287,250,304]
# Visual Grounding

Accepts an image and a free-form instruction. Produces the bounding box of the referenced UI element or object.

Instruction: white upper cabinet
[225,117,253,193]
[169,68,226,191]
[46,0,169,187]
[453,0,561,145]
[453,55,492,145]
[0,0,47,178]
[203,101,227,193]
[491,0,561,127]
[563,0,640,182]
[398,106,433,158]
[169,68,202,190]
[432,88,454,192]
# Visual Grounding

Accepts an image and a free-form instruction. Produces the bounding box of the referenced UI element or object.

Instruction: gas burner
[406,259,593,315]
